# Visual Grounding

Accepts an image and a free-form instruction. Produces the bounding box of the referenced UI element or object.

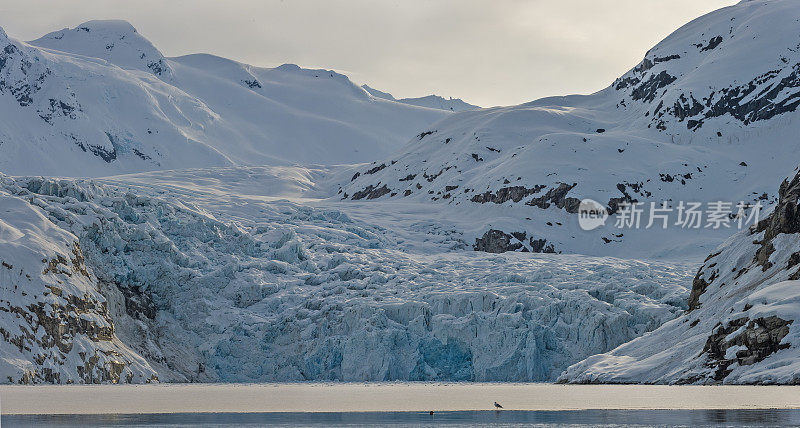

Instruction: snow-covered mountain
[560,166,800,384]
[340,0,800,259]
[361,84,479,112]
[7,0,800,385]
[0,20,450,177]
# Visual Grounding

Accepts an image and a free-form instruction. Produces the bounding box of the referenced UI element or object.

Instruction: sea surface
[4,383,800,427]
[7,409,800,427]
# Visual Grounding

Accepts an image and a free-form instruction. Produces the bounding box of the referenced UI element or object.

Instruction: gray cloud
[0,0,737,106]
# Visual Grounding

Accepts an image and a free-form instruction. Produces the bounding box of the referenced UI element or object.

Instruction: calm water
[5,384,800,427]
[6,409,800,427]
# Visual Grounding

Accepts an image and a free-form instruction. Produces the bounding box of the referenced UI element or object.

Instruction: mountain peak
[610,0,800,140]
[30,19,171,77]
[73,19,139,34]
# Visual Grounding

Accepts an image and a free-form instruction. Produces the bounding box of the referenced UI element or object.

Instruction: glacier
[0,170,692,383]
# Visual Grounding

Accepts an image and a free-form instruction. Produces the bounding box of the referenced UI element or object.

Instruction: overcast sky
[0,0,737,107]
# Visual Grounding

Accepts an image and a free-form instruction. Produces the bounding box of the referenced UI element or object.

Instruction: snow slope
[340,0,800,259]
[560,166,800,384]
[0,171,692,383]
[361,84,479,112]
[0,20,450,176]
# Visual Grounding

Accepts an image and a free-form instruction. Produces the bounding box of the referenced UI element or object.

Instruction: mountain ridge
[361,84,479,112]
[0,20,455,177]
[338,0,800,259]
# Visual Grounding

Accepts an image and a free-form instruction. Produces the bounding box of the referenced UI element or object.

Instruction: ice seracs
[0,171,692,383]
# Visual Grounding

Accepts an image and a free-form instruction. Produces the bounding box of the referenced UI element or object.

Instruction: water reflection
[5,409,800,427]
[696,409,791,425]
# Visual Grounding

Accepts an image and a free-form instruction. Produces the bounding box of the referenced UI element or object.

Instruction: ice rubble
[0,173,691,382]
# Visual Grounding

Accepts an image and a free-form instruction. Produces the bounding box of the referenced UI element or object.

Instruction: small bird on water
[494,401,504,409]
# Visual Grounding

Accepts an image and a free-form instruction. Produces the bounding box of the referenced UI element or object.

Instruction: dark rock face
[70,133,118,163]
[527,183,581,214]
[699,36,724,52]
[755,171,800,242]
[351,184,391,200]
[473,230,556,254]
[616,32,800,131]
[39,98,79,124]
[0,241,152,384]
[530,238,556,254]
[470,185,546,204]
[0,39,50,108]
[417,130,436,140]
[751,171,800,272]
[607,182,648,215]
[146,59,169,76]
[629,70,678,103]
[474,229,523,253]
[243,79,261,89]
[687,266,718,311]
[703,316,792,381]
[671,64,800,130]
[365,163,387,175]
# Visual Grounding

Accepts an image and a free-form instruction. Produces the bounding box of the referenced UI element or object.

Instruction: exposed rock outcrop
[0,177,160,384]
[470,185,546,204]
[703,316,792,381]
[473,230,524,253]
[527,183,581,214]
